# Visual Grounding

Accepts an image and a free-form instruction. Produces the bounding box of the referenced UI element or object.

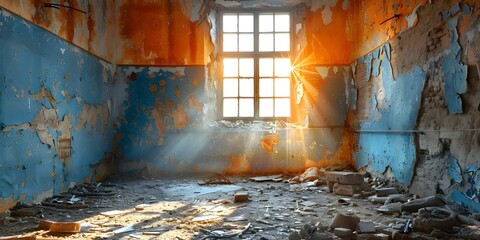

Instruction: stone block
[330,212,360,230]
[324,171,364,185]
[234,191,249,203]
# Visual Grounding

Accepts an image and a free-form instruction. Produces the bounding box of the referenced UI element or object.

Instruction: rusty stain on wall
[297,1,355,65]
[260,134,279,153]
[0,0,115,62]
[115,0,213,65]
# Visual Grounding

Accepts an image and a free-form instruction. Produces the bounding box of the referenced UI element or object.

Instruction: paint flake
[405,4,422,29]
[442,17,467,114]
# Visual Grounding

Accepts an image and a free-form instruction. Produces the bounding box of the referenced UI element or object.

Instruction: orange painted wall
[0,0,115,62]
[352,0,427,59]
[115,0,212,65]
[352,0,480,60]
[298,1,355,66]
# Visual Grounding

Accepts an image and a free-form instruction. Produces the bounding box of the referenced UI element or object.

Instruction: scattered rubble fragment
[198,172,233,185]
[234,191,249,203]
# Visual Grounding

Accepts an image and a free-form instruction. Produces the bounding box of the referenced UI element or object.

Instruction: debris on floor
[3,174,480,239]
[198,172,233,185]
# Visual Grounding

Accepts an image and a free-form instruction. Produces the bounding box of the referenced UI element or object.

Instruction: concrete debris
[69,182,116,196]
[377,202,402,215]
[334,227,353,238]
[368,194,409,204]
[325,171,365,185]
[9,207,39,217]
[298,167,320,182]
[401,194,446,212]
[250,174,283,182]
[101,209,130,217]
[358,221,376,233]
[234,191,249,203]
[192,214,220,222]
[413,206,457,232]
[198,172,232,185]
[329,212,360,230]
[375,187,399,197]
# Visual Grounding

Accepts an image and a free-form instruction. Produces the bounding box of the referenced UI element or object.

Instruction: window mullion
[254,12,260,119]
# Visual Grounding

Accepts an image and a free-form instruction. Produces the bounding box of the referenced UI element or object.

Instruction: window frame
[217,8,295,121]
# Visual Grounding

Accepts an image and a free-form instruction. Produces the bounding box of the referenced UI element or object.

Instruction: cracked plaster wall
[0,0,115,62]
[113,66,353,175]
[351,1,480,198]
[0,9,114,211]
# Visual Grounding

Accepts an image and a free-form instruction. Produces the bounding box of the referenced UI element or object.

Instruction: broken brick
[234,191,249,203]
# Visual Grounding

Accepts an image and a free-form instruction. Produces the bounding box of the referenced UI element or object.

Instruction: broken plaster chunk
[358,221,376,233]
[375,187,399,197]
[330,212,360,231]
[334,227,353,238]
[401,194,446,213]
[234,191,249,203]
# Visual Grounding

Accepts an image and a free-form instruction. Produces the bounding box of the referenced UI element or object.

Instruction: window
[220,11,292,119]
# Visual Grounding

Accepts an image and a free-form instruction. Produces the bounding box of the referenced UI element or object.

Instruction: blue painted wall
[355,43,426,185]
[0,8,114,208]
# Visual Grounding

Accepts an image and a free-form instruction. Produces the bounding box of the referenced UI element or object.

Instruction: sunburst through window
[221,11,291,118]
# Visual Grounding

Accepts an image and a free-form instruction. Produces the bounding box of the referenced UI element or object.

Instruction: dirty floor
[1,175,432,239]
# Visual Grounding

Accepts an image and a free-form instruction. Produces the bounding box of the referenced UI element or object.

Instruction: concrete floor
[0,175,432,239]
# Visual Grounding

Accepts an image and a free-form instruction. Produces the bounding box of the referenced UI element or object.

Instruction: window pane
[259,14,273,32]
[239,34,253,52]
[275,78,290,97]
[275,33,290,51]
[223,33,238,52]
[223,14,237,32]
[259,98,274,117]
[259,78,273,97]
[239,58,254,77]
[239,78,254,97]
[275,98,290,117]
[259,58,273,77]
[275,13,290,32]
[223,58,238,77]
[259,33,273,52]
[239,14,253,32]
[239,98,254,117]
[275,58,290,77]
[223,78,238,97]
[223,98,238,117]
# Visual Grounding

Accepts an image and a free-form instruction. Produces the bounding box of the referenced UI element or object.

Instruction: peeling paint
[0,10,114,208]
[405,3,422,28]
[442,17,468,114]
[355,43,426,185]
[0,0,115,62]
